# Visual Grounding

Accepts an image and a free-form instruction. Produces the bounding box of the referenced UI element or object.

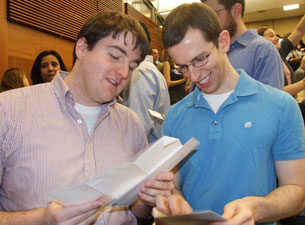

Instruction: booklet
[154,210,225,225]
[50,136,199,207]
[148,109,165,122]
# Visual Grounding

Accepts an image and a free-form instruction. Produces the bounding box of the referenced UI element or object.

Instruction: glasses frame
[215,7,227,14]
[177,45,215,73]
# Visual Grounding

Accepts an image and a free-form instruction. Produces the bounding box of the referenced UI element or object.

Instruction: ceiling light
[283,4,299,10]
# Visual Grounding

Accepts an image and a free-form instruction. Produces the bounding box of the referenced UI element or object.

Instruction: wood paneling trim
[7,0,97,40]
[7,0,124,40]
[98,0,123,12]
[125,3,163,51]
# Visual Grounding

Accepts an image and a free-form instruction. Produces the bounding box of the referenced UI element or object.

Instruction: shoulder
[256,81,298,110]
[166,93,193,119]
[0,84,52,110]
[251,35,277,52]
[234,30,279,59]
[132,61,165,85]
[241,30,276,51]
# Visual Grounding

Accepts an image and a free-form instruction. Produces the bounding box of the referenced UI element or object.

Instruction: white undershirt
[74,103,102,136]
[202,90,233,113]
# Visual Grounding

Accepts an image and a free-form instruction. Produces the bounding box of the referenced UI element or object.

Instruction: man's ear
[75,37,88,61]
[231,3,242,18]
[218,30,230,53]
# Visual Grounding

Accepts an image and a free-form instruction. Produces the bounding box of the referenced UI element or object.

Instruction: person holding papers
[123,21,170,143]
[0,11,174,225]
[156,3,305,225]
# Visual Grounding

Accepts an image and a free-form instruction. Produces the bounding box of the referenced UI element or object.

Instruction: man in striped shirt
[0,11,173,225]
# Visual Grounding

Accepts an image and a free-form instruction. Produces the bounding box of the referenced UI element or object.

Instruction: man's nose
[117,63,130,79]
[188,66,200,82]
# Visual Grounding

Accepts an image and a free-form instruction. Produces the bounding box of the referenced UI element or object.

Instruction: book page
[155,210,225,225]
[50,136,199,207]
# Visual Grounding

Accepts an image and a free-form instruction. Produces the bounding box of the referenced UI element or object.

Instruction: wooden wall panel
[7,0,97,40]
[7,21,74,78]
[124,3,163,53]
[2,0,160,83]
[0,0,8,80]
[8,56,33,82]
[98,0,123,12]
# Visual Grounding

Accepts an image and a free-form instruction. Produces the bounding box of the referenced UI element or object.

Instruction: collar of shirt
[145,55,154,63]
[187,69,258,108]
[231,29,257,48]
[50,71,116,113]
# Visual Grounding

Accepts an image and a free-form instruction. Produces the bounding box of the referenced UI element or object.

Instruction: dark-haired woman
[31,50,67,84]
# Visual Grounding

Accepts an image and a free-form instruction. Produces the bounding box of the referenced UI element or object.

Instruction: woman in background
[258,23,305,96]
[162,49,186,105]
[31,50,67,84]
[0,68,29,92]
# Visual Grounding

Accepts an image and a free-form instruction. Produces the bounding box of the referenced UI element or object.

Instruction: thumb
[222,204,238,220]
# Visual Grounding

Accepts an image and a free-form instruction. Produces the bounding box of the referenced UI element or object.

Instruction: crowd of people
[1,1,305,225]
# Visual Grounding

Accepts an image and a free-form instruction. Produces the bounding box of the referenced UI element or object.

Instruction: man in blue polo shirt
[155,3,305,225]
[201,0,284,90]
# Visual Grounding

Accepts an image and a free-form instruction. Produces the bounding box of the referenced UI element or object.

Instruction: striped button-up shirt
[0,71,148,224]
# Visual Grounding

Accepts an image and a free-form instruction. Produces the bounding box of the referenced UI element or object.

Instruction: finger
[62,200,104,219]
[155,172,175,181]
[144,180,175,192]
[224,209,254,225]
[67,208,100,225]
[95,195,112,204]
[222,204,237,221]
[168,195,182,216]
[138,191,156,206]
[167,195,192,216]
[140,187,172,198]
[155,195,170,215]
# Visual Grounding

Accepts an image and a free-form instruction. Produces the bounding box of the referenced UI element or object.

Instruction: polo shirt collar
[187,69,257,108]
[231,29,257,47]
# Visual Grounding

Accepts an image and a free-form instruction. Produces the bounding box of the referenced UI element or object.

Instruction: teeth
[199,74,210,84]
[107,78,117,85]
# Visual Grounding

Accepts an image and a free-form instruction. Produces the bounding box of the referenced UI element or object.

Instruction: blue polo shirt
[229,29,284,90]
[162,69,305,224]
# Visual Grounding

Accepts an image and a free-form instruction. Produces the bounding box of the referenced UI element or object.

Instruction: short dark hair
[72,11,149,65]
[0,68,26,92]
[162,3,222,49]
[31,50,67,85]
[139,21,151,45]
[201,0,245,17]
[257,26,269,37]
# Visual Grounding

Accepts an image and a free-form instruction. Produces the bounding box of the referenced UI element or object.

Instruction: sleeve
[254,43,284,90]
[294,70,305,83]
[125,68,157,138]
[0,100,8,185]
[162,108,173,137]
[272,94,305,160]
[280,38,295,59]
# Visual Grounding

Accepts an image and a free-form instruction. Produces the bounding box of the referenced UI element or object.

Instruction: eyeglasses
[215,7,226,14]
[177,45,214,73]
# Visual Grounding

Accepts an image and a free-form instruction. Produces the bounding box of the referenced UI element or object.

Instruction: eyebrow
[109,45,127,56]
[109,45,141,66]
[176,52,205,67]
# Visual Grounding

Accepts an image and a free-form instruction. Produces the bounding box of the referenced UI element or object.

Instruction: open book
[153,209,225,225]
[50,136,199,207]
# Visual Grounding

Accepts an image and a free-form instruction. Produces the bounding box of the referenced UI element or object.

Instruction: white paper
[50,136,199,207]
[154,210,225,225]
[148,109,165,120]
